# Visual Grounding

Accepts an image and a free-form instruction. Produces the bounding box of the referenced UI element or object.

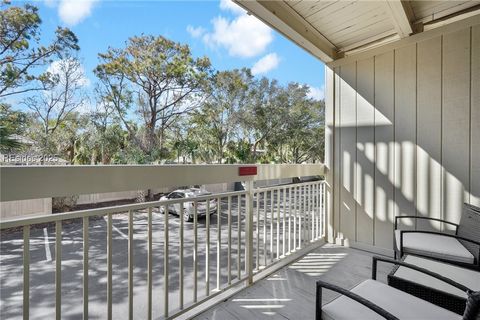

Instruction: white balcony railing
[0,164,326,320]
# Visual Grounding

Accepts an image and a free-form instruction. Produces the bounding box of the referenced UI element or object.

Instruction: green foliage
[0,103,27,152]
[0,1,79,98]
[190,69,252,163]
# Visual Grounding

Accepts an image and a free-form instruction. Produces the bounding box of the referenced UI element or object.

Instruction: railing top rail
[0,190,247,229]
[0,163,324,202]
[254,179,324,193]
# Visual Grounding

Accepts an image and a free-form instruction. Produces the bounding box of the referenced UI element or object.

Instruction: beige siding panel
[334,67,342,241]
[339,62,357,243]
[374,51,395,249]
[416,36,443,230]
[394,44,417,227]
[442,29,471,224]
[471,25,480,207]
[327,22,477,253]
[355,58,375,245]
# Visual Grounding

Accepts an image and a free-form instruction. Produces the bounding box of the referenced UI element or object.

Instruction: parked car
[160,188,217,222]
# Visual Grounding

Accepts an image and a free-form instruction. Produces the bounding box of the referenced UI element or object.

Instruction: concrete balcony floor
[194,244,391,320]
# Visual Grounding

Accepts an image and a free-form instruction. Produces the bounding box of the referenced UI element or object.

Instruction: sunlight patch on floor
[287,252,347,276]
[232,297,291,315]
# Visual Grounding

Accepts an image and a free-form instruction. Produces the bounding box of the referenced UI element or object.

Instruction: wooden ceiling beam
[384,0,415,37]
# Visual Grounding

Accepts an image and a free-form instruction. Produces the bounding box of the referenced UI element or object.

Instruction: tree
[0,103,27,152]
[89,93,126,164]
[273,83,325,164]
[191,69,252,163]
[240,77,287,162]
[23,57,87,151]
[95,35,212,161]
[0,0,79,98]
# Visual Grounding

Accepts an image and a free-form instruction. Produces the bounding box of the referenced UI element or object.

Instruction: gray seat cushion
[395,255,480,298]
[322,279,462,320]
[395,230,475,264]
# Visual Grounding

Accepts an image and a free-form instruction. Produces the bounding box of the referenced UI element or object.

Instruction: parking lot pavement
[1,193,307,319]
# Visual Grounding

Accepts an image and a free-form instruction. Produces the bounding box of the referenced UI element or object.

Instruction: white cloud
[187,25,206,38]
[58,0,98,26]
[251,53,280,75]
[219,0,245,15]
[307,85,325,101]
[203,14,273,58]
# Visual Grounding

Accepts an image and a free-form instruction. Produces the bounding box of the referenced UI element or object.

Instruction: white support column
[245,180,254,286]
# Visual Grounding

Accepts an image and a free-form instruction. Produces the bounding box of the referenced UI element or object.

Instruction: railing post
[245,180,254,285]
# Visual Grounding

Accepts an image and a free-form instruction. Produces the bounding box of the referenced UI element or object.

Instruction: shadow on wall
[326,26,479,250]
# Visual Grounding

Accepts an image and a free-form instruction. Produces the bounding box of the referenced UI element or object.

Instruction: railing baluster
[313,184,316,240]
[302,185,305,247]
[227,196,232,285]
[193,201,198,302]
[299,186,303,249]
[310,184,315,241]
[245,199,248,272]
[308,185,311,242]
[256,192,260,270]
[313,184,317,240]
[293,186,297,251]
[23,226,29,320]
[282,187,286,257]
[245,181,254,285]
[322,182,326,237]
[317,183,320,239]
[263,191,267,267]
[83,217,89,320]
[128,210,133,320]
[276,189,280,260]
[107,214,112,320]
[216,197,221,291]
[55,221,62,320]
[164,205,169,318]
[147,208,152,320]
[237,195,241,279]
[206,199,210,296]
[288,187,292,254]
[270,190,273,263]
[179,202,184,309]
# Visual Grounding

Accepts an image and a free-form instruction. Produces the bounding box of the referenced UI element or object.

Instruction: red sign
[239,166,257,176]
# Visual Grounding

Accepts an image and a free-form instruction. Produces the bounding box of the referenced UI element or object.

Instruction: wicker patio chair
[315,257,480,320]
[394,203,480,269]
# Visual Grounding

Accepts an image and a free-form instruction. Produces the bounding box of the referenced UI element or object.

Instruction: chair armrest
[315,279,399,320]
[394,216,459,232]
[372,256,472,293]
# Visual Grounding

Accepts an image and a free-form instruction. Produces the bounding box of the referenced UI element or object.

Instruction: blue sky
[21,0,325,100]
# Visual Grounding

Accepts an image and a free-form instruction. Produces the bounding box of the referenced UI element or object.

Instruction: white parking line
[103,216,129,239]
[113,225,128,239]
[43,227,52,261]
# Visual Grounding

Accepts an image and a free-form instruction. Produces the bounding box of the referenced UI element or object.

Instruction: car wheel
[183,209,192,222]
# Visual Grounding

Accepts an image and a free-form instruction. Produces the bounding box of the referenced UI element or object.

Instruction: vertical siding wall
[325,19,480,254]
